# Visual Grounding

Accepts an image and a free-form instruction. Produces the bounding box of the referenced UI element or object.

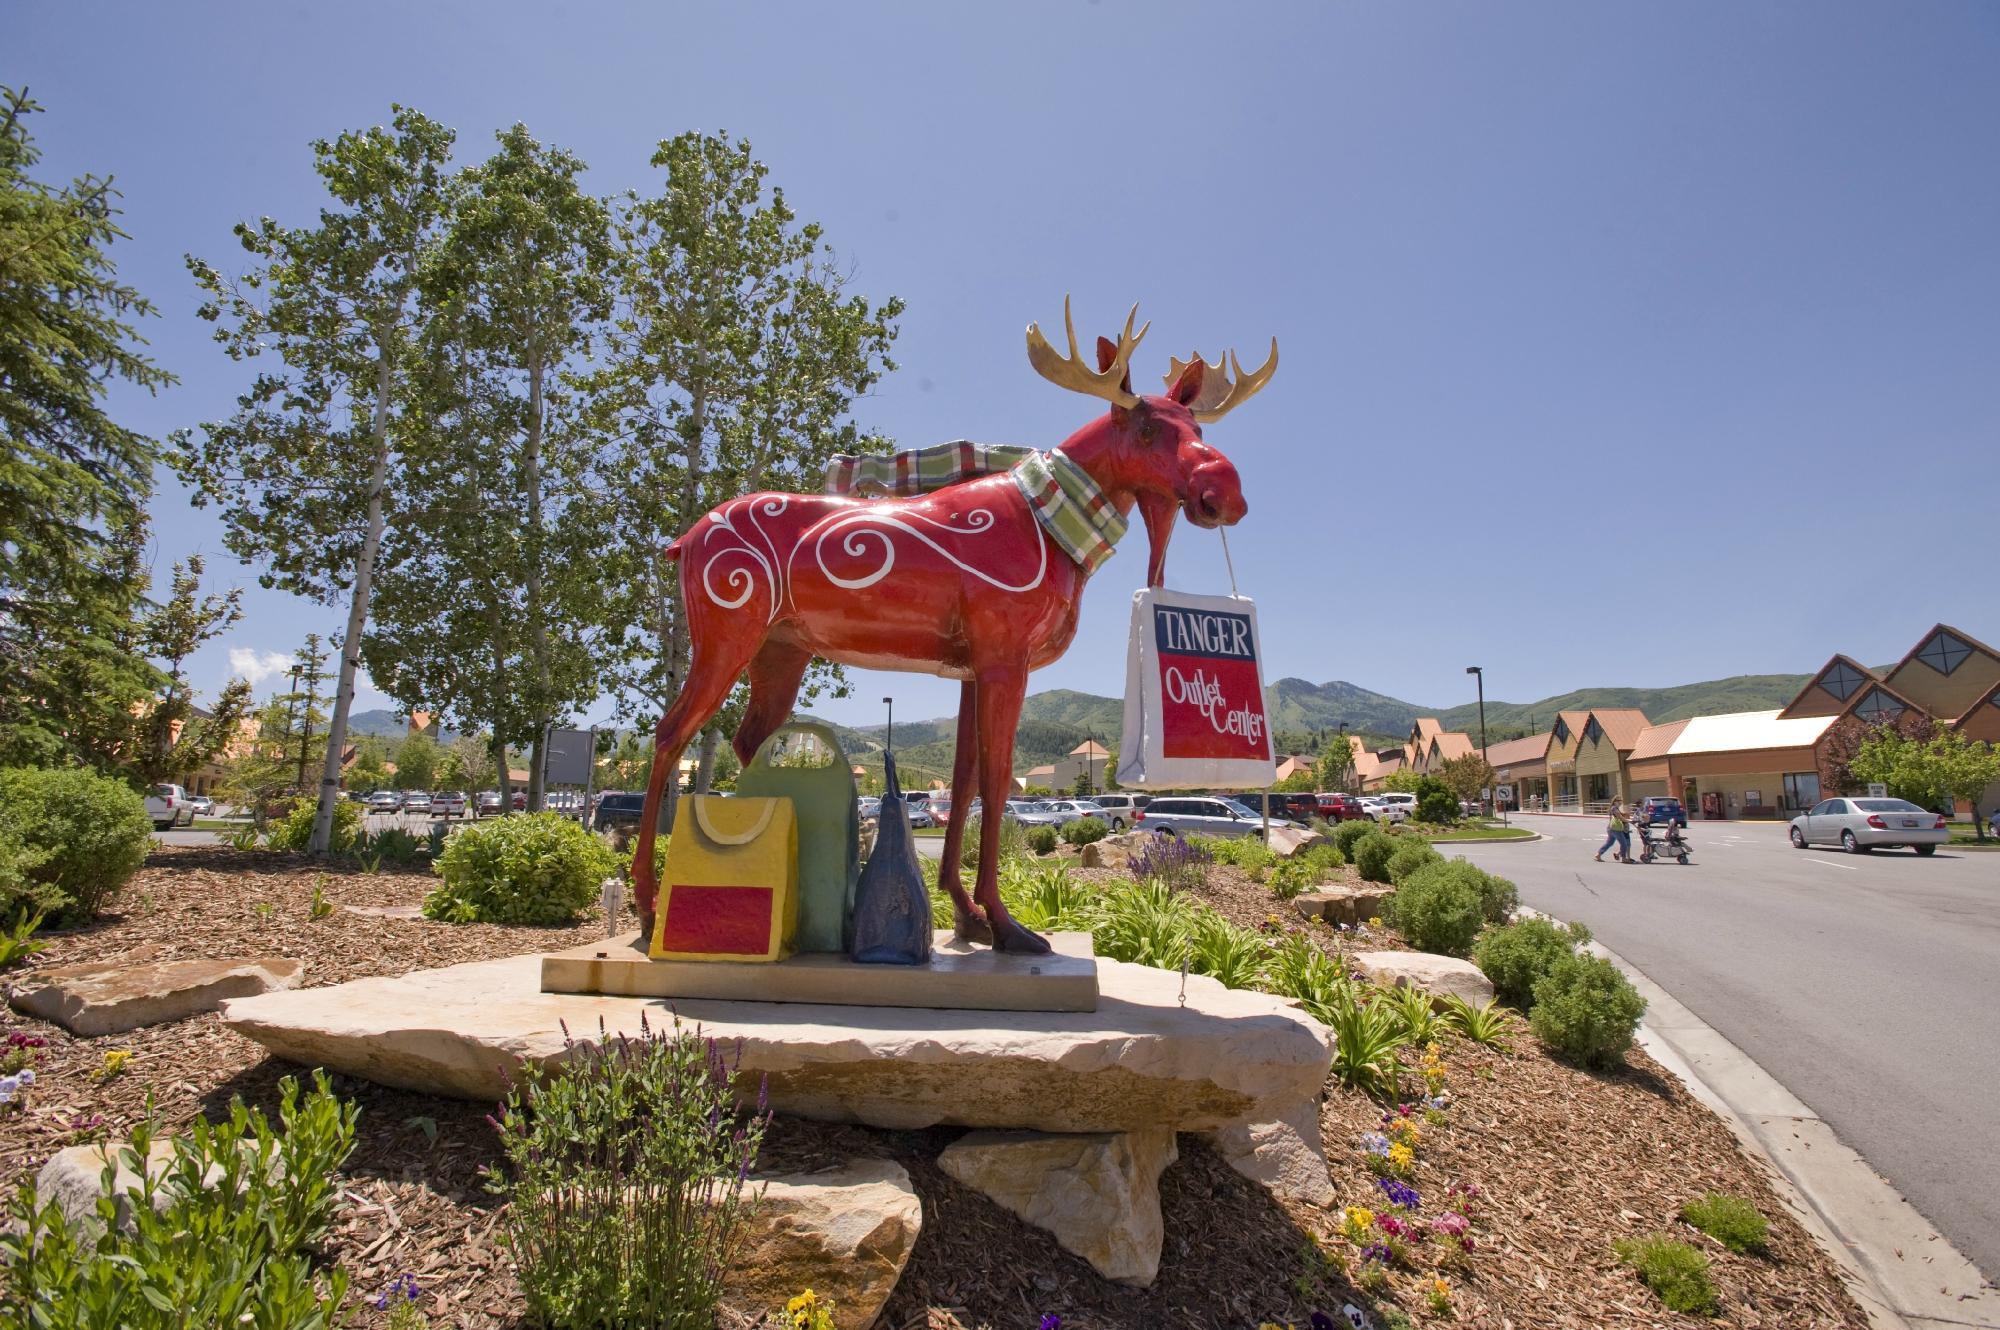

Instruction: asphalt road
[1452,813,2000,1280]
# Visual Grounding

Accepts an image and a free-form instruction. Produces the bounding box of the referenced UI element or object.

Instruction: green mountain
[806,669,1815,781]
[1435,673,1812,734]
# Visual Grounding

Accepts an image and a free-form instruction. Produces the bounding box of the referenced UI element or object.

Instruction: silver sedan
[1789,797,1947,855]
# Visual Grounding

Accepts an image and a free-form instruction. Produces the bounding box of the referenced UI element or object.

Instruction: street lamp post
[1465,665,1497,823]
[882,697,894,753]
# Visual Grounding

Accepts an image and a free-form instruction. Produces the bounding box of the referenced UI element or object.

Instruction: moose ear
[1168,358,1205,407]
[1095,336,1134,397]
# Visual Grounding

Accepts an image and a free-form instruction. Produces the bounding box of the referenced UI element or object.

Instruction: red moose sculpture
[633,301,1276,953]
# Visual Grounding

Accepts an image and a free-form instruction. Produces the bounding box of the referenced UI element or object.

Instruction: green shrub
[1329,817,1376,859]
[1385,837,1443,885]
[1383,860,1488,955]
[1530,953,1647,1068]
[1473,917,1591,1008]
[364,825,424,866]
[1268,859,1316,900]
[999,859,1090,931]
[425,812,617,925]
[1474,866,1519,923]
[1085,879,1198,969]
[1027,825,1059,855]
[1060,815,1110,846]
[1352,831,1398,883]
[1296,842,1345,878]
[1613,1234,1719,1315]
[959,815,1026,871]
[1415,776,1458,825]
[1326,990,1409,1097]
[1436,993,1514,1047]
[1187,911,1268,989]
[0,910,49,970]
[1199,834,1275,872]
[263,796,363,855]
[0,767,152,924]
[1264,933,1348,1023]
[1680,1193,1769,1255]
[1,1071,357,1329]
[492,1020,767,1330]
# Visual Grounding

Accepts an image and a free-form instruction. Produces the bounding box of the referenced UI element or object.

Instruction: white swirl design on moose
[697,501,780,612]
[803,507,1047,593]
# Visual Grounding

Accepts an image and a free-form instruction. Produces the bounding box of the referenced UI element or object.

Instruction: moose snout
[1191,485,1247,527]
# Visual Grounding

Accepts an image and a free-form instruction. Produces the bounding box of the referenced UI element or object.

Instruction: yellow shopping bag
[650,796,799,962]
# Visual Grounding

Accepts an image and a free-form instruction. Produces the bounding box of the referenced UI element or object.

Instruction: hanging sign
[1116,587,1276,789]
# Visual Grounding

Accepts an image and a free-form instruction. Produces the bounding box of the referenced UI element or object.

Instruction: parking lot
[1452,813,2000,1279]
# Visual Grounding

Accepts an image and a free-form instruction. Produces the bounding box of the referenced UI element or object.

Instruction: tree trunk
[491,730,512,812]
[310,343,393,856]
[694,724,720,795]
[521,341,554,814]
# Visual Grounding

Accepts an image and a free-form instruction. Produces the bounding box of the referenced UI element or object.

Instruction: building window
[1915,630,1973,676]
[1552,718,1570,744]
[1782,772,1821,811]
[1584,717,1604,744]
[1820,661,1865,700]
[1853,688,1905,723]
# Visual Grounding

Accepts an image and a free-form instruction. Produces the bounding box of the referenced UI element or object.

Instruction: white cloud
[228,647,293,688]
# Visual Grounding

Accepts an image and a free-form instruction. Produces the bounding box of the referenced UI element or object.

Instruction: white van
[146,783,194,830]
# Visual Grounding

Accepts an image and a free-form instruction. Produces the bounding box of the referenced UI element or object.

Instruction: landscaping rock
[1078,841,1104,868]
[727,1160,921,1330]
[1292,885,1393,927]
[10,949,303,1036]
[938,1127,1177,1285]
[1206,1096,1333,1206]
[341,904,424,921]
[1266,824,1328,858]
[1352,950,1495,1006]
[34,1138,280,1242]
[222,952,1332,1137]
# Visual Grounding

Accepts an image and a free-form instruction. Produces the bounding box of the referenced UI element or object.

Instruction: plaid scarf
[823,440,1129,576]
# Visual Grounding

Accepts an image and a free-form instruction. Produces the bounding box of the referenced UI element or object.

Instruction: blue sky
[14,2,1998,729]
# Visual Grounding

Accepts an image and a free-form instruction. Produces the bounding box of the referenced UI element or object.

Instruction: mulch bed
[0,847,1870,1328]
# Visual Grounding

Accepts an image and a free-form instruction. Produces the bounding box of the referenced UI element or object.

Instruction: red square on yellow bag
[650,796,799,962]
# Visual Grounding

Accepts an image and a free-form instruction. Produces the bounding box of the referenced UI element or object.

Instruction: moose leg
[632,642,756,939]
[975,665,1051,954]
[938,680,992,943]
[732,638,813,767]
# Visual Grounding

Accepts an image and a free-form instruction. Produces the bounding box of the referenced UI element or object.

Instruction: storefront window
[1782,772,1821,811]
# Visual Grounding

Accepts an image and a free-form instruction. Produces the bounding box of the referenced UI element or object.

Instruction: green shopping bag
[735,722,859,953]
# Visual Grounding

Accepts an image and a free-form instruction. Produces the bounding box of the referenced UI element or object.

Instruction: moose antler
[1026,297,1149,408]
[1165,340,1280,422]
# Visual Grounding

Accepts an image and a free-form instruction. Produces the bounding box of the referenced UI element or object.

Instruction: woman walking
[1596,800,1633,863]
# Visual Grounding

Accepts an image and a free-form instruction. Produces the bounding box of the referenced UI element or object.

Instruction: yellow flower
[1368,916,1384,928]
[1388,1142,1414,1170]
[97,1049,133,1081]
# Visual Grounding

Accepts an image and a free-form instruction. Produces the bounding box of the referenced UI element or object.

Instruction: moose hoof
[991,917,1053,955]
[953,908,995,946]
[637,910,655,944]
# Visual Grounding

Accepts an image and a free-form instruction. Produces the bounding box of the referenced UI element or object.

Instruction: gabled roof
[1431,732,1476,762]
[1483,733,1550,768]
[1068,740,1109,757]
[1780,654,1879,717]
[1669,710,1836,756]
[1584,708,1651,751]
[1412,718,1443,740]
[1549,710,1589,746]
[1628,719,1690,762]
[1834,676,1926,728]
[1883,622,2000,692]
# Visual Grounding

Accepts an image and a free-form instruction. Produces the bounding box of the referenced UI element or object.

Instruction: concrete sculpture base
[541,930,1098,1013]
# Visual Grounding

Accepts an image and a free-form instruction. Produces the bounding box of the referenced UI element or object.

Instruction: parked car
[146,783,195,831]
[1085,793,1150,830]
[365,790,403,814]
[1374,793,1417,823]
[546,791,585,819]
[430,791,467,818]
[399,791,433,815]
[592,791,647,832]
[1134,796,1300,839]
[1636,796,1688,828]
[476,791,505,818]
[856,796,882,822]
[1315,792,1369,821]
[1044,799,1108,826]
[1250,791,1320,823]
[1007,799,1063,827]
[186,794,214,818]
[1789,797,1947,855]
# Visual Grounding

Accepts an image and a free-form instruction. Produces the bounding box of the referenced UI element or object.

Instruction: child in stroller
[1637,821,1692,864]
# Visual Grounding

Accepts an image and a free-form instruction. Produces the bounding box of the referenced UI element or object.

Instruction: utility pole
[882,697,894,753]
[1466,666,1493,821]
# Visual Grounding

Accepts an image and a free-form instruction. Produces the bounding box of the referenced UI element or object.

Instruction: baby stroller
[1637,821,1692,865]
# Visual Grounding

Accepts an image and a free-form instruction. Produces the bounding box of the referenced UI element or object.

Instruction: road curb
[1543,915,2000,1329]
[1421,832,1546,845]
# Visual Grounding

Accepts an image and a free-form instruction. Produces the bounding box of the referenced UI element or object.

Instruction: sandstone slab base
[1292,886,1393,927]
[1206,1096,1334,1206]
[727,1160,921,1329]
[222,952,1332,1136]
[543,930,1098,1013]
[11,949,303,1036]
[938,1128,1177,1285]
[1353,950,1495,1006]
